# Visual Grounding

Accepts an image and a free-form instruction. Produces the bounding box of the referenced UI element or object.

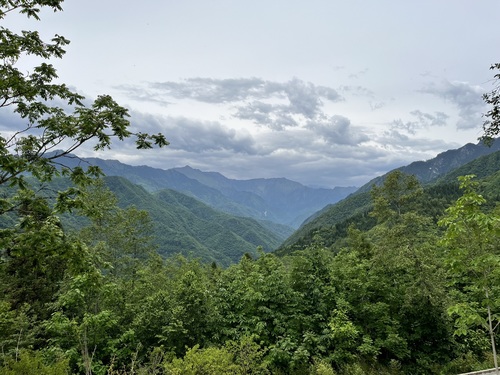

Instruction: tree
[482,63,500,145]
[439,175,500,374]
[370,170,423,224]
[0,2,168,369]
[77,180,156,281]
[0,0,168,210]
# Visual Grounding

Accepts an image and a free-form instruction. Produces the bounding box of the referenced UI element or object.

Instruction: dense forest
[1,166,500,374]
[2,1,500,374]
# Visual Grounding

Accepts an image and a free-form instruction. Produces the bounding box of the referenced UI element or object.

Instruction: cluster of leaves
[482,63,500,145]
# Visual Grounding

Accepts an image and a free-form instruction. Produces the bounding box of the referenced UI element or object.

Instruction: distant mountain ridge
[356,139,500,193]
[59,155,358,229]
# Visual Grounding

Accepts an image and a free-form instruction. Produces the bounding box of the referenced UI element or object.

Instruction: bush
[0,350,69,375]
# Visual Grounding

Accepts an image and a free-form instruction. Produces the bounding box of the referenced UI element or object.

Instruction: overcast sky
[3,1,500,187]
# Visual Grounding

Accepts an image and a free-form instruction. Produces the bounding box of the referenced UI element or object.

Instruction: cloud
[115,85,173,107]
[73,103,465,188]
[69,75,487,189]
[118,77,344,130]
[390,110,449,135]
[338,85,375,98]
[113,109,397,187]
[150,77,268,103]
[306,115,369,146]
[234,101,298,130]
[147,77,343,107]
[376,129,459,153]
[410,110,448,127]
[420,80,486,129]
[121,111,258,155]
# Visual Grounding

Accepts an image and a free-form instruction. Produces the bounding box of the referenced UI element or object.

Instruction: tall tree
[0,1,168,370]
[370,170,423,224]
[439,175,500,374]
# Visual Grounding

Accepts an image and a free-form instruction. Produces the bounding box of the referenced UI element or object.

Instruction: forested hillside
[355,139,500,194]
[2,168,499,374]
[106,176,287,265]
[279,148,500,254]
[0,176,287,266]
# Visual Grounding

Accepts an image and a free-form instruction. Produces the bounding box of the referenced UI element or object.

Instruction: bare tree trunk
[80,327,94,375]
[486,290,498,375]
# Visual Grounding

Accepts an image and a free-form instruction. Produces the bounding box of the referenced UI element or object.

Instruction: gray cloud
[306,115,369,146]
[410,110,448,127]
[277,78,342,118]
[113,110,406,187]
[420,80,486,129]
[118,77,344,130]
[377,129,459,153]
[234,101,298,130]
[72,105,466,188]
[168,117,257,154]
[147,77,342,107]
[127,111,258,155]
[390,110,449,135]
[150,77,268,103]
[116,86,173,107]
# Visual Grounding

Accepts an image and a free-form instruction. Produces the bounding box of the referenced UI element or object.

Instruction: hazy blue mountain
[173,166,357,227]
[57,155,357,229]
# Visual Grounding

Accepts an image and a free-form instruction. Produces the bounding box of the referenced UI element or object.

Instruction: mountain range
[57,155,358,229]
[36,139,500,265]
[101,176,285,266]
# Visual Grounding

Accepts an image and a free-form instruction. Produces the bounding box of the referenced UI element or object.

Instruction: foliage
[1,169,499,374]
[0,350,69,375]
[370,170,423,223]
[439,175,500,371]
[482,63,500,145]
[163,345,241,375]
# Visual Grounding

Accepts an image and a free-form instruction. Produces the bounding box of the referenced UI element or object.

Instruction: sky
[2,1,500,187]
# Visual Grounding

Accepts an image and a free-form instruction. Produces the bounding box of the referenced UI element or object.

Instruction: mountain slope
[435,150,500,184]
[278,141,500,255]
[103,176,286,266]
[355,139,500,194]
[174,166,357,227]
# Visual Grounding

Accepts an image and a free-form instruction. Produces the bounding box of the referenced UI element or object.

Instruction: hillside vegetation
[2,154,500,374]
[278,147,500,255]
[0,176,286,267]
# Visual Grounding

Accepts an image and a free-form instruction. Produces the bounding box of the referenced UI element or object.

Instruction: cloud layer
[103,75,478,187]
[1,73,488,188]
